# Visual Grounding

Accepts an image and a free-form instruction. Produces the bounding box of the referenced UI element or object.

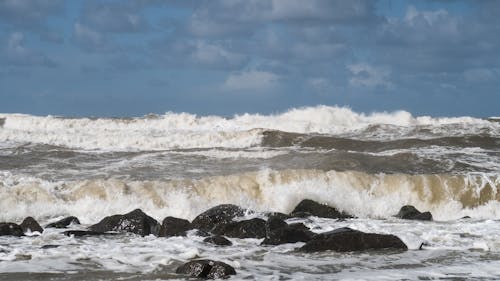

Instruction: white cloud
[223,70,279,91]
[190,41,246,67]
[347,63,392,89]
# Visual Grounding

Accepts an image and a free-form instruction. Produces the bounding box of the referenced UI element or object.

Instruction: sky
[0,0,499,117]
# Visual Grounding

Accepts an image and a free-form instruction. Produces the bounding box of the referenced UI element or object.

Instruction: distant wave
[0,105,498,151]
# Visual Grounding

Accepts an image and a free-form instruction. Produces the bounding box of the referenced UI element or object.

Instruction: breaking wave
[0,106,498,151]
[1,169,498,224]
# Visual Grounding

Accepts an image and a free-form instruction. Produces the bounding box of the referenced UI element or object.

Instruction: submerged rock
[214,218,267,239]
[203,235,232,246]
[46,216,80,228]
[63,230,117,237]
[290,199,353,219]
[89,209,160,236]
[191,204,245,232]
[0,222,24,237]
[300,227,407,252]
[396,205,433,221]
[20,217,43,234]
[176,259,236,279]
[159,216,192,237]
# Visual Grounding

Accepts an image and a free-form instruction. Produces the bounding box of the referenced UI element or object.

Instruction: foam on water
[1,169,498,224]
[1,106,497,151]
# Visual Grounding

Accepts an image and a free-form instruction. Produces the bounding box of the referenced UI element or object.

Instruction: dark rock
[288,222,311,232]
[396,205,433,221]
[194,229,211,237]
[265,212,291,220]
[214,218,266,239]
[203,235,233,246]
[176,259,236,279]
[46,216,80,228]
[262,226,314,245]
[266,216,287,233]
[89,209,160,236]
[20,217,43,234]
[191,204,245,232]
[290,199,353,219]
[159,216,192,237]
[0,223,24,236]
[461,216,471,219]
[41,245,60,249]
[300,227,407,252]
[63,230,117,237]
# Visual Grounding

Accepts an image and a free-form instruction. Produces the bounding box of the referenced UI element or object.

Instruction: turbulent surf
[1,105,499,280]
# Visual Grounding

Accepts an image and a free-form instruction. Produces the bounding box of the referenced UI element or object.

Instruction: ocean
[0,105,499,280]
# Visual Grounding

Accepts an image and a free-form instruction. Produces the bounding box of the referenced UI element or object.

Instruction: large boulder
[214,218,266,239]
[396,205,433,221]
[89,209,160,236]
[191,204,245,232]
[46,216,80,228]
[290,199,353,219]
[0,223,24,236]
[176,260,236,279]
[20,217,43,234]
[300,227,407,252]
[159,216,192,237]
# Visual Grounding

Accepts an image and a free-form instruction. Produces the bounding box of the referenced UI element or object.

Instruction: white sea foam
[0,106,497,151]
[1,169,498,224]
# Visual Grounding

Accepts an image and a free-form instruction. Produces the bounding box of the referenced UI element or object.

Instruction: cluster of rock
[0,200,434,279]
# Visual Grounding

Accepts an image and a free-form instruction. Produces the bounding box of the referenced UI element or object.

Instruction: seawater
[0,105,499,280]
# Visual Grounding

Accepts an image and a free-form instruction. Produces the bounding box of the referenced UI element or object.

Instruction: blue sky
[0,0,499,117]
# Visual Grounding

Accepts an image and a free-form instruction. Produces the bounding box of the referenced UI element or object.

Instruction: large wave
[0,106,498,151]
[1,169,498,223]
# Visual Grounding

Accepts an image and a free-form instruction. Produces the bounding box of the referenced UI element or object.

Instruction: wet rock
[396,205,433,221]
[266,216,287,233]
[176,259,236,279]
[63,230,117,237]
[290,199,353,219]
[203,235,232,246]
[265,212,291,220]
[0,223,24,236]
[89,209,160,236]
[191,204,245,232]
[159,216,192,237]
[41,245,60,249]
[20,217,43,234]
[300,227,407,252]
[262,220,314,245]
[214,218,266,239]
[46,216,80,228]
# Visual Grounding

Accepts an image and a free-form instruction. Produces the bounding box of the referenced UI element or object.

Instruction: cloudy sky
[1,0,499,117]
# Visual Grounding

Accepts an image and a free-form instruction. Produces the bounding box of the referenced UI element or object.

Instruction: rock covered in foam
[63,230,117,237]
[176,259,236,279]
[300,227,407,252]
[290,199,353,219]
[46,216,80,228]
[159,216,192,237]
[0,222,24,236]
[20,217,43,234]
[90,209,160,236]
[396,205,433,221]
[191,204,246,232]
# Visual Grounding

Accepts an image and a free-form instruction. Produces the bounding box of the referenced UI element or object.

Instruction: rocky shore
[0,200,434,279]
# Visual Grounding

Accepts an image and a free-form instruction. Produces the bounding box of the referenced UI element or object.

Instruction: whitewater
[1,105,499,280]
